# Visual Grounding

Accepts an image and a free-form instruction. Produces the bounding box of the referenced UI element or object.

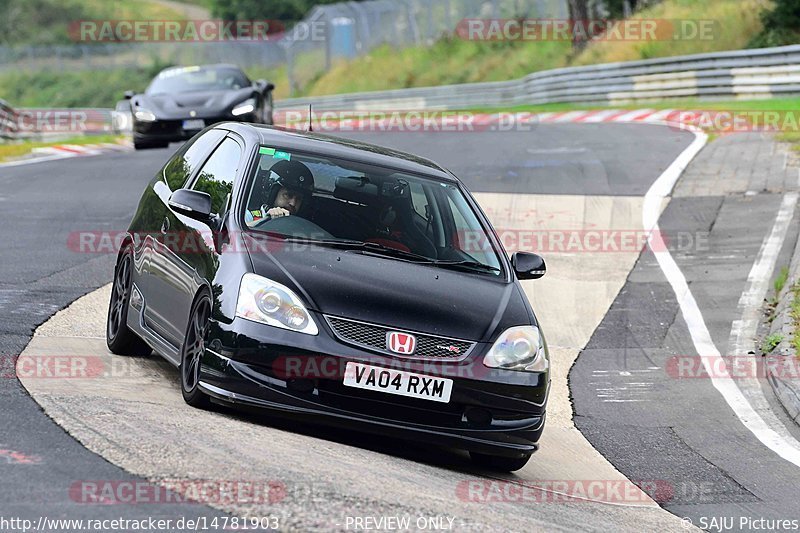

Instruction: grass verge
[301,0,766,97]
[775,266,790,295]
[0,134,123,162]
[0,0,186,46]
[458,97,800,115]
[762,333,784,353]
[0,0,773,106]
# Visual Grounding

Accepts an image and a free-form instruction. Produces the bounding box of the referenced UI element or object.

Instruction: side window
[410,182,428,219]
[163,129,227,191]
[447,196,470,232]
[191,137,242,214]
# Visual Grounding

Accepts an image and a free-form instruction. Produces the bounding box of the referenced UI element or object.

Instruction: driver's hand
[266,207,290,218]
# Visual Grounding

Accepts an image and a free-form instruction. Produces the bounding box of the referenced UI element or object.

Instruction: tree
[211,0,366,26]
[749,0,800,48]
[567,0,590,52]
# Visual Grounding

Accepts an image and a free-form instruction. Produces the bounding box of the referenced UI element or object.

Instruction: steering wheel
[252,213,334,240]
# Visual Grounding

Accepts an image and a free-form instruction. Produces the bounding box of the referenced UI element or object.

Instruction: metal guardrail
[275,44,800,112]
[4,44,800,142]
[0,102,122,141]
[0,98,18,139]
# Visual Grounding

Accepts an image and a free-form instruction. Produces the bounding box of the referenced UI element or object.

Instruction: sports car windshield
[146,66,250,94]
[243,147,504,275]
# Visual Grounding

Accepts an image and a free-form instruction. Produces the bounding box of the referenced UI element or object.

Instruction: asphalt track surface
[0,123,732,531]
[571,135,800,530]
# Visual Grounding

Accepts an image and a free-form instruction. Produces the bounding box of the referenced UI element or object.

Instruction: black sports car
[106,123,550,471]
[124,64,274,150]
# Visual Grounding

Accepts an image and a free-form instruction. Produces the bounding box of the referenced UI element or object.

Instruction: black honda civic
[106,122,550,471]
[124,64,274,150]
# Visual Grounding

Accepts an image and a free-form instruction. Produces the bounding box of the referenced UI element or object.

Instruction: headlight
[232,98,256,116]
[134,108,156,122]
[235,273,318,335]
[483,326,548,372]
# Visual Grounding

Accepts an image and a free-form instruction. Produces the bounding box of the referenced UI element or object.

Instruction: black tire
[469,451,532,472]
[107,246,151,356]
[180,293,212,409]
[134,140,168,150]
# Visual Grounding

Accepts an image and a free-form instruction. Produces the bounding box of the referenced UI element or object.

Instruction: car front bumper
[133,113,258,142]
[198,317,549,458]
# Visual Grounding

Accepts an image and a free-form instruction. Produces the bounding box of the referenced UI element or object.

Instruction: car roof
[216,122,458,182]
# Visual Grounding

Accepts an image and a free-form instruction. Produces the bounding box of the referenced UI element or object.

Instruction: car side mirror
[169,189,212,221]
[511,252,546,280]
[255,79,275,94]
[123,90,135,100]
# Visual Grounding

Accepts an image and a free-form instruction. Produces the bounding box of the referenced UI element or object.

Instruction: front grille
[325,316,474,360]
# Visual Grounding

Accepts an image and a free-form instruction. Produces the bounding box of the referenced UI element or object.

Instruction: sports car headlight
[483,326,548,372]
[235,273,318,335]
[232,98,256,116]
[134,108,156,122]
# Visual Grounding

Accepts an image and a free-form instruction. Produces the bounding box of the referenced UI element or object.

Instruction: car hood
[242,235,534,342]
[133,88,253,119]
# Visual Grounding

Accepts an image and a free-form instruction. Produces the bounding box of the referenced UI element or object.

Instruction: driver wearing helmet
[246,159,315,225]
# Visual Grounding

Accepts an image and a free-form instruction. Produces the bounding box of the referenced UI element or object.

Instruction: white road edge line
[0,152,76,167]
[727,192,800,452]
[643,122,800,468]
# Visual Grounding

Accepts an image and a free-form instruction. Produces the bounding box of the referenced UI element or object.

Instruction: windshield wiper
[263,236,500,272]
[431,260,501,274]
[311,239,436,263]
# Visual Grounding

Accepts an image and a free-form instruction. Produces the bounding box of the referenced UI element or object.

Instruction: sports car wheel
[469,451,532,472]
[106,246,151,355]
[180,293,212,408]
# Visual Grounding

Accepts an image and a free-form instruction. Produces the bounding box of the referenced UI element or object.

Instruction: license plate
[343,362,452,403]
[182,119,205,130]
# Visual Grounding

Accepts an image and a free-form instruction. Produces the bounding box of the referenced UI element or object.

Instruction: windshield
[243,147,504,276]
[147,66,250,94]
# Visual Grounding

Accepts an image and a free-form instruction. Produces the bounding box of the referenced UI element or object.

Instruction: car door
[143,129,227,346]
[160,135,244,343]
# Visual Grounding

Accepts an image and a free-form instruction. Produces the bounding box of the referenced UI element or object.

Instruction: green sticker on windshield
[274,151,291,161]
[259,147,276,155]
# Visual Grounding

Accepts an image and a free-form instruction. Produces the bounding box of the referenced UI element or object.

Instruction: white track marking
[730,193,798,358]
[579,110,622,123]
[726,193,800,450]
[613,109,656,122]
[551,111,592,122]
[0,152,76,167]
[643,123,800,468]
[646,109,676,122]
